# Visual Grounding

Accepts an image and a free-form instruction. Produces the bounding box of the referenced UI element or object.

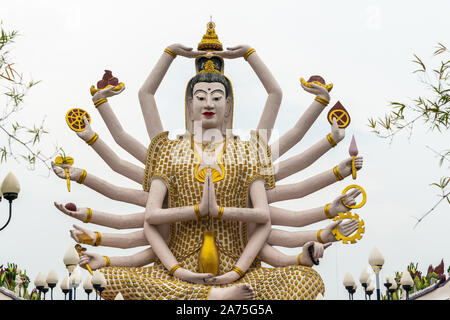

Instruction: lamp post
[366,282,375,300]
[34,272,46,299]
[70,268,82,300]
[400,270,414,300]
[60,275,70,300]
[63,246,80,300]
[343,272,356,300]
[384,276,393,300]
[92,270,105,300]
[389,277,398,300]
[83,275,94,300]
[0,172,20,231]
[369,247,385,300]
[46,270,58,300]
[359,268,370,300]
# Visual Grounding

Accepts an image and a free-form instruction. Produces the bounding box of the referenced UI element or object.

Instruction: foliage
[368,43,449,227]
[0,263,38,300]
[0,21,62,172]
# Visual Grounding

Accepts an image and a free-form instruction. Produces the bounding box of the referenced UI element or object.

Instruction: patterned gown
[100,131,325,300]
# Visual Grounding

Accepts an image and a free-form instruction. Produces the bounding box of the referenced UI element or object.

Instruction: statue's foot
[208,283,255,300]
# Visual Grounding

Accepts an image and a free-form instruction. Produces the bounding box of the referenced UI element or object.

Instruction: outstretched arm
[138,44,206,139]
[258,242,331,268]
[79,248,156,271]
[76,116,145,184]
[270,82,331,161]
[52,162,148,207]
[267,156,363,203]
[92,86,148,164]
[54,202,144,229]
[270,189,361,227]
[70,224,148,249]
[215,45,282,141]
[268,220,358,247]
[275,118,345,181]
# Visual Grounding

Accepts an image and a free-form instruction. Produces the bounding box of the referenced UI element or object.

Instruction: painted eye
[213,97,221,101]
[197,96,205,101]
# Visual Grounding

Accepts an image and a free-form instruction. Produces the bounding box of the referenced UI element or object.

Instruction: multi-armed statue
[52,22,364,300]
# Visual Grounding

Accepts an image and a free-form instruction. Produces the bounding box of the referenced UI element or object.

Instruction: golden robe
[100,131,324,300]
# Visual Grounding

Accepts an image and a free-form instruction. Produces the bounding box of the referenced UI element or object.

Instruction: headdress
[185,21,234,133]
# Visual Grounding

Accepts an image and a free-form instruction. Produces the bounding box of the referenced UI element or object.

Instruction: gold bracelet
[333,165,344,181]
[86,133,99,146]
[169,264,181,276]
[315,96,329,106]
[194,204,202,220]
[324,203,332,219]
[85,208,93,223]
[297,253,302,265]
[94,231,101,246]
[217,206,224,219]
[93,97,108,108]
[164,48,176,59]
[77,170,87,184]
[244,48,256,61]
[317,229,325,244]
[103,256,111,267]
[232,266,245,278]
[326,133,337,147]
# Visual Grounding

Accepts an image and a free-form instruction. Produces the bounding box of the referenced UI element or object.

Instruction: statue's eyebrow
[211,89,224,95]
[194,89,207,95]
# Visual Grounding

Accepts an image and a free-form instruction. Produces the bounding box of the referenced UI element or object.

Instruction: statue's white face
[190,82,230,130]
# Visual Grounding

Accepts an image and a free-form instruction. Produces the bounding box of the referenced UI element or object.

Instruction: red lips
[202,112,215,117]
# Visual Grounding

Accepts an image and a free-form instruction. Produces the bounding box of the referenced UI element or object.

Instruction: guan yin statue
[52,21,365,300]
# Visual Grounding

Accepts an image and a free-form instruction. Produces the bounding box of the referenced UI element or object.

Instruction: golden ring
[341,184,366,209]
[66,108,91,132]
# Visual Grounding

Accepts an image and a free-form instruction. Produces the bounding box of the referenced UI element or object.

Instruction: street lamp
[369,247,385,300]
[34,272,46,299]
[60,275,70,300]
[46,270,58,300]
[359,268,370,300]
[389,277,398,300]
[400,270,414,300]
[343,272,356,300]
[92,270,106,300]
[0,172,20,231]
[384,276,393,300]
[366,282,375,300]
[83,275,94,300]
[63,245,80,300]
[70,268,82,300]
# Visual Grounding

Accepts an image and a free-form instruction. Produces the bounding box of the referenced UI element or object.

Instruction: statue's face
[189,82,230,130]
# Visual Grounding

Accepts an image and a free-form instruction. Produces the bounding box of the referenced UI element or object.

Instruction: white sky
[1,0,449,300]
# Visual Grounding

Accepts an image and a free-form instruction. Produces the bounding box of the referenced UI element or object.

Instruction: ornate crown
[195,21,224,75]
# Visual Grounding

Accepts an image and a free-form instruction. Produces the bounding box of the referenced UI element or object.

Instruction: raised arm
[138,44,206,139]
[91,86,148,163]
[270,82,331,161]
[54,202,144,230]
[79,248,157,271]
[267,156,363,203]
[75,116,145,184]
[275,118,345,181]
[215,45,282,141]
[207,178,271,285]
[52,162,148,207]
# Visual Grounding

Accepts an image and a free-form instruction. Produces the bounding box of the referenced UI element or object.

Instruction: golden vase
[198,230,219,276]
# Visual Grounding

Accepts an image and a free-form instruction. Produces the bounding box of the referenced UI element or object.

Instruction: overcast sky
[1,0,449,300]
